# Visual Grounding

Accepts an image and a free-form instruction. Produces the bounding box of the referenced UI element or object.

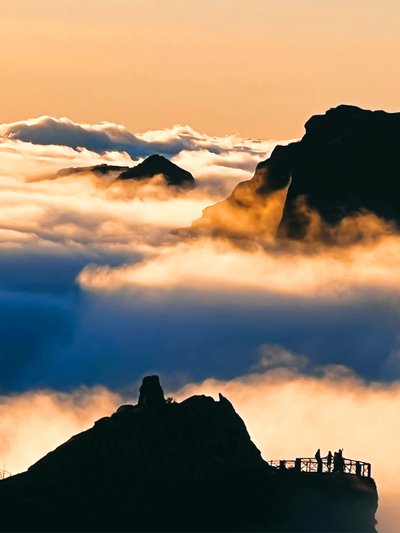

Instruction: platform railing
[267,457,371,478]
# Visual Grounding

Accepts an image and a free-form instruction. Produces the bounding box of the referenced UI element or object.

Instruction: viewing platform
[268,457,372,478]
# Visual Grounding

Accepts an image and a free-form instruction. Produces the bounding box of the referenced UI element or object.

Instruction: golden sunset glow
[1,1,400,138]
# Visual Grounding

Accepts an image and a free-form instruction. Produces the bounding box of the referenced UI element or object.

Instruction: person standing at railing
[333,452,339,472]
[327,451,332,473]
[338,449,344,471]
[315,449,323,474]
[333,449,344,473]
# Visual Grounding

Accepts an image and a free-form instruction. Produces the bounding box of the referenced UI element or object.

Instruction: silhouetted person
[279,460,287,471]
[333,452,339,473]
[327,451,332,473]
[338,449,344,472]
[333,449,344,473]
[315,449,322,474]
[355,461,361,476]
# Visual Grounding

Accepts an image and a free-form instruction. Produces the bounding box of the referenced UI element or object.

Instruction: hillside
[0,376,378,531]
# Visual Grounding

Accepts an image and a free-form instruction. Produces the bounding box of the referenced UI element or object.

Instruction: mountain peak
[118,154,195,187]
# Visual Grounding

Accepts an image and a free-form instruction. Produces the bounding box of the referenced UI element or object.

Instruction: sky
[1,1,400,137]
[0,2,400,532]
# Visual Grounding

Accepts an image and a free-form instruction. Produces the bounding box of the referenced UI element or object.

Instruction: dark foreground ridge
[57,155,195,188]
[0,376,377,532]
[196,105,400,241]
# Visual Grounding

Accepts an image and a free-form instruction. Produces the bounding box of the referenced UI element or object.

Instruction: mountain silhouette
[0,376,377,532]
[118,154,195,188]
[195,105,400,242]
[57,164,129,177]
[57,155,195,189]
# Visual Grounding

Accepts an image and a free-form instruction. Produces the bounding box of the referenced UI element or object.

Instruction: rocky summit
[118,154,195,188]
[0,376,377,531]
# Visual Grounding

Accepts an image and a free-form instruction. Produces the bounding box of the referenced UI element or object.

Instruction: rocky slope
[194,105,400,242]
[0,376,378,531]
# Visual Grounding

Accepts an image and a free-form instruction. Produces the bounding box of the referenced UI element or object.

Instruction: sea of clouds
[0,116,400,531]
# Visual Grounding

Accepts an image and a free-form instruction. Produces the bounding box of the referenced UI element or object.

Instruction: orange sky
[0,0,399,138]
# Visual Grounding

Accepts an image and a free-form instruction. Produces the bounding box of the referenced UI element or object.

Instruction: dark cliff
[0,376,378,532]
[195,105,400,242]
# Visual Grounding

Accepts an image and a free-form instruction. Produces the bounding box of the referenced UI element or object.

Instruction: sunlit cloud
[0,387,121,475]
[79,227,400,298]
[0,119,283,254]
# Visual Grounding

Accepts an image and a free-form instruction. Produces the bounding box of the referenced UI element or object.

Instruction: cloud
[192,163,289,240]
[0,123,305,394]
[0,156,216,255]
[0,119,282,255]
[0,137,133,179]
[78,230,400,297]
[0,116,282,161]
[0,387,121,474]
[253,344,309,371]
[0,119,399,395]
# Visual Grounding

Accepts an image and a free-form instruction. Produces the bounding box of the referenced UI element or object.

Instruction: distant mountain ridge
[57,154,195,188]
[57,163,129,177]
[0,376,377,532]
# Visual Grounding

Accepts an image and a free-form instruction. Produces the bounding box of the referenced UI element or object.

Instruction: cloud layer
[0,116,399,391]
[79,227,400,297]
[0,116,280,161]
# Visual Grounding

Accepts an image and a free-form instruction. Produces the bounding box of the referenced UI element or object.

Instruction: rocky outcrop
[137,374,166,408]
[0,376,378,532]
[195,105,400,242]
[118,154,195,188]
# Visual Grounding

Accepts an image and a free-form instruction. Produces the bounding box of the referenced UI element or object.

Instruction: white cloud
[254,344,309,370]
[0,118,287,257]
[78,231,400,299]
[0,116,283,161]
